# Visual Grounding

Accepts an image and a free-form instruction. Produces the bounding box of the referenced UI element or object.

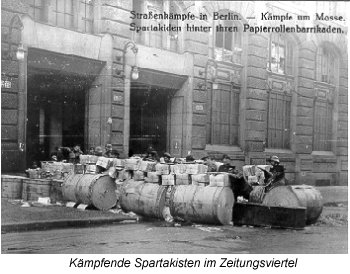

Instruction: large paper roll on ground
[262,185,323,225]
[169,185,234,225]
[62,174,117,210]
[1,175,26,199]
[119,180,167,219]
[22,179,52,201]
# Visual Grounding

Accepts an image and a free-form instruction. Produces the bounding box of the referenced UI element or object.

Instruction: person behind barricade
[218,154,252,200]
[264,155,286,190]
[218,154,237,174]
[149,150,160,162]
[68,147,76,163]
[94,146,103,157]
[111,149,120,158]
[201,154,217,172]
[185,154,195,163]
[50,147,59,162]
[163,152,172,163]
[143,147,153,161]
[58,147,71,162]
[103,143,113,158]
[72,145,83,163]
[88,147,95,155]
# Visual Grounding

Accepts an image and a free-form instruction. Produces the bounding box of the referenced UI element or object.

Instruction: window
[133,0,163,48]
[132,0,181,52]
[267,34,294,75]
[79,0,94,33]
[214,11,242,63]
[207,84,240,145]
[313,95,333,151]
[53,0,74,29]
[147,0,163,48]
[316,46,338,85]
[27,0,45,22]
[266,90,291,149]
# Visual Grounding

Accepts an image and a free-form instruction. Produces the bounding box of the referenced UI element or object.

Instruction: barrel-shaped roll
[62,174,84,202]
[1,175,26,199]
[262,185,323,225]
[119,180,167,219]
[62,174,117,210]
[22,179,52,201]
[169,185,234,225]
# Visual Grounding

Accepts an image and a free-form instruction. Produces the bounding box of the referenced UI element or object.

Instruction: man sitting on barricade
[217,154,252,200]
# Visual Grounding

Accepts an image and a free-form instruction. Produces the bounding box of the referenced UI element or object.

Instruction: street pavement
[1,186,348,254]
[1,214,347,254]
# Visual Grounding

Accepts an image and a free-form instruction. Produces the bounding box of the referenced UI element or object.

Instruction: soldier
[265,155,286,190]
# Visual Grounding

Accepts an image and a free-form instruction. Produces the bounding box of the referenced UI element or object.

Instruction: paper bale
[185,164,208,175]
[139,161,157,172]
[155,163,170,175]
[146,172,160,183]
[125,158,141,170]
[209,174,230,187]
[191,174,209,185]
[162,174,175,186]
[175,174,190,185]
[134,170,145,181]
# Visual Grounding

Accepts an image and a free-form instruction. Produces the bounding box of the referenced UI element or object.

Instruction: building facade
[1,0,348,186]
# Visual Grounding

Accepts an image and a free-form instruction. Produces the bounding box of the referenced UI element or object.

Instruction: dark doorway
[26,71,88,167]
[25,48,105,168]
[130,84,175,155]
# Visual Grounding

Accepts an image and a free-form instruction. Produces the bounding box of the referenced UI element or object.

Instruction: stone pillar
[336,56,348,185]
[295,42,316,184]
[245,33,268,165]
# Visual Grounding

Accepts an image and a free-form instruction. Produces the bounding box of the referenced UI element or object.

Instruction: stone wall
[1,0,27,171]
[1,0,348,186]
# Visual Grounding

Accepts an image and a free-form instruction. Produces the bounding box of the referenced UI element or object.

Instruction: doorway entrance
[26,71,88,166]
[129,83,176,155]
[26,48,105,167]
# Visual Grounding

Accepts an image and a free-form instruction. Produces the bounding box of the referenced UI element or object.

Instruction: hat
[185,155,195,162]
[222,154,232,160]
[95,146,103,152]
[269,155,280,163]
[163,152,171,158]
[150,150,158,156]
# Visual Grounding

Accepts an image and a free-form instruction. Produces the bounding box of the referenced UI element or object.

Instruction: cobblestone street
[2,207,347,254]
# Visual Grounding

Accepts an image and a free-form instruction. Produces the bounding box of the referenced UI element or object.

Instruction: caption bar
[69,257,298,270]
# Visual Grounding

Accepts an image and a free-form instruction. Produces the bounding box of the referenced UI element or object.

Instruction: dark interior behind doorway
[26,71,87,167]
[130,84,175,155]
